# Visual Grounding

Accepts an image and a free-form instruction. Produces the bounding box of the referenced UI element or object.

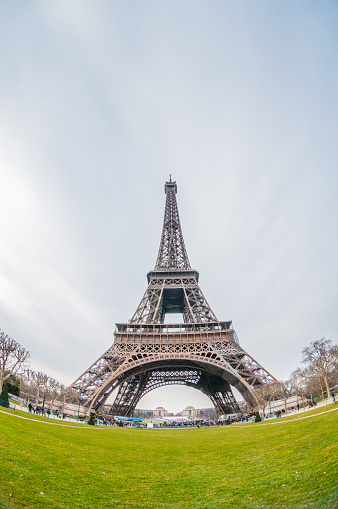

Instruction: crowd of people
[89,414,257,427]
[24,393,336,426]
[27,403,66,419]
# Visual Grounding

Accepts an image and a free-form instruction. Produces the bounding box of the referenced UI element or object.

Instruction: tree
[302,338,338,396]
[254,411,261,422]
[40,375,59,409]
[59,384,78,414]
[253,385,270,416]
[88,414,95,425]
[254,382,281,417]
[329,362,338,389]
[278,380,293,412]
[302,367,323,401]
[25,370,49,405]
[0,330,30,394]
[49,380,61,414]
[288,367,308,407]
[1,374,20,397]
[0,383,9,405]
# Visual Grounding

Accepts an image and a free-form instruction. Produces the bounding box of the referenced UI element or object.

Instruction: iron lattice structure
[70,178,278,417]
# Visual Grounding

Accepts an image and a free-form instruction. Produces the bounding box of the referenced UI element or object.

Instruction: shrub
[0,384,9,407]
[255,411,262,422]
[87,414,95,426]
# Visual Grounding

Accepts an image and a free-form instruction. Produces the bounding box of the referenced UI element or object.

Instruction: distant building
[195,407,216,419]
[153,406,168,417]
[134,406,217,419]
[134,408,154,418]
[182,406,196,418]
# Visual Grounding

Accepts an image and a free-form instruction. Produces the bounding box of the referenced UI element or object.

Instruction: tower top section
[165,175,177,194]
[155,178,191,270]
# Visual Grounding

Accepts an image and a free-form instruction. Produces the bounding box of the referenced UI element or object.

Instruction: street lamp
[266,384,272,418]
[78,389,84,420]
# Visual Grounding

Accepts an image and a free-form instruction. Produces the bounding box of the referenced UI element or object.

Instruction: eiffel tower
[70,178,278,417]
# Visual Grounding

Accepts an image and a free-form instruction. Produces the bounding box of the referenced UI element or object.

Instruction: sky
[1,0,338,413]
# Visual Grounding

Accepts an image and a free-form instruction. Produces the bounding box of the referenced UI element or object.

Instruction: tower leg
[109,373,150,417]
[198,373,240,417]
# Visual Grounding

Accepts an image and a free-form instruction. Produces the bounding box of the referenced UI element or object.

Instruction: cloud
[0,1,337,412]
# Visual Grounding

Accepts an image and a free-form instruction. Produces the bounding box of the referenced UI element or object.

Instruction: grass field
[0,406,337,509]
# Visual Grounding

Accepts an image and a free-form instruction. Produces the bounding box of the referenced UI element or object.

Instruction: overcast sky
[1,1,338,413]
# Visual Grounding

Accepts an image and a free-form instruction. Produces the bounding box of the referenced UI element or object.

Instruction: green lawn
[0,407,88,426]
[0,407,337,509]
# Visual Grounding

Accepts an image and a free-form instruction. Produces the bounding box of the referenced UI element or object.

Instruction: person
[297,403,300,411]
[28,403,32,413]
[332,393,336,404]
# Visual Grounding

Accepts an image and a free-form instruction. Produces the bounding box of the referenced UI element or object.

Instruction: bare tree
[254,383,281,417]
[40,375,59,409]
[289,367,308,408]
[302,338,338,397]
[25,370,49,406]
[24,371,66,412]
[20,376,36,402]
[253,385,270,416]
[59,385,79,414]
[0,330,30,394]
[49,380,61,414]
[329,362,338,389]
[303,367,324,401]
[278,380,293,412]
